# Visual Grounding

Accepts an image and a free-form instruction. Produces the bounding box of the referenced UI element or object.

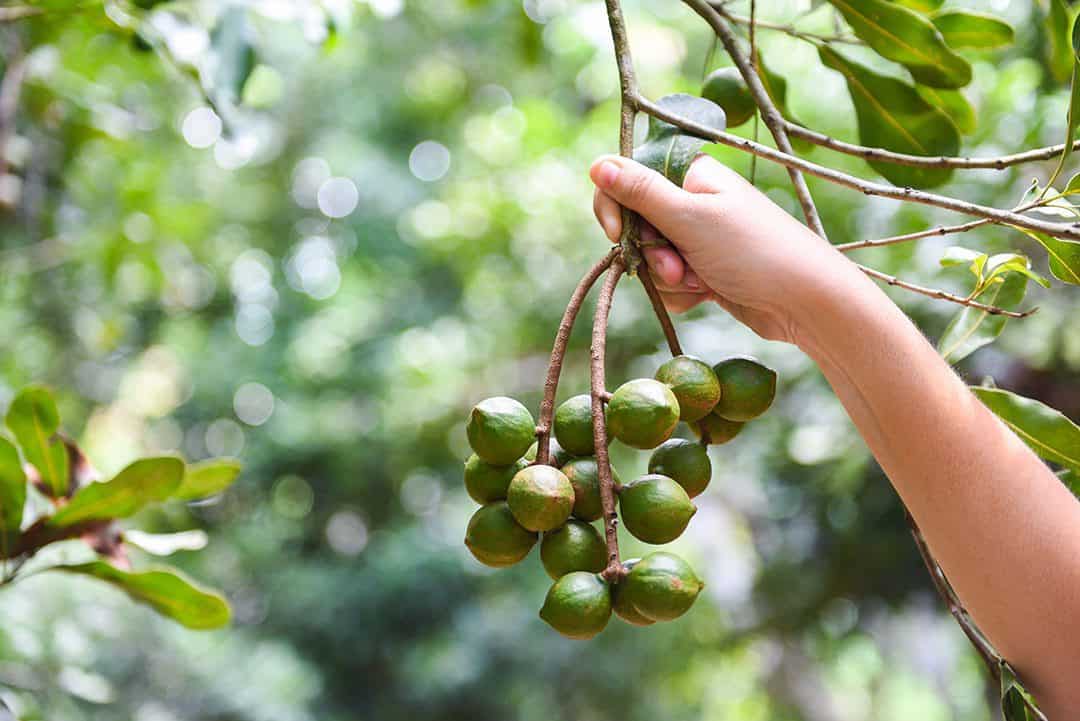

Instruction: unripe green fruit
[464,502,538,568]
[561,457,620,522]
[540,520,607,580]
[612,558,655,626]
[467,397,536,465]
[554,394,597,457]
[648,439,712,498]
[655,355,721,422]
[539,572,612,639]
[507,465,575,532]
[618,474,696,544]
[712,357,777,422]
[694,412,745,445]
[620,552,704,622]
[525,438,573,468]
[606,379,680,450]
[464,455,529,504]
[701,68,756,127]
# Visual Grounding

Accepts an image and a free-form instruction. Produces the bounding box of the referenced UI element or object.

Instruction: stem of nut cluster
[603,0,645,274]
[591,259,626,582]
[682,0,827,239]
[534,248,619,466]
[638,270,683,356]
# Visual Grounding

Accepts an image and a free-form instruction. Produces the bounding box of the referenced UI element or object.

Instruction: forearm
[794,254,1080,715]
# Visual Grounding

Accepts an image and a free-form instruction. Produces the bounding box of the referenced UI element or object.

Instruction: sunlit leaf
[819,46,960,188]
[972,387,1080,472]
[1045,0,1076,84]
[0,438,26,549]
[826,0,972,88]
[916,85,976,134]
[892,0,943,11]
[48,457,184,528]
[930,10,1014,49]
[173,458,242,501]
[125,529,209,556]
[52,562,231,629]
[633,94,726,186]
[983,254,1050,287]
[1011,227,1080,285]
[938,273,1026,363]
[5,386,69,498]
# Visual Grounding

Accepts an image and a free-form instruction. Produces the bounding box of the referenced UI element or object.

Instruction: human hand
[589,154,848,345]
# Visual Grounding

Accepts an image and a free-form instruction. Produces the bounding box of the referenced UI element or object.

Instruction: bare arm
[589,153,1080,715]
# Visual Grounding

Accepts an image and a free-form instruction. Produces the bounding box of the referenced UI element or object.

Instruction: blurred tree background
[0,0,1077,719]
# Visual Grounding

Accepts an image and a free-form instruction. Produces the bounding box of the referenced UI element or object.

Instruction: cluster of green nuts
[462,354,777,639]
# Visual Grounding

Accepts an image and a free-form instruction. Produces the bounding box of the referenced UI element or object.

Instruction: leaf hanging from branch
[633,94,726,186]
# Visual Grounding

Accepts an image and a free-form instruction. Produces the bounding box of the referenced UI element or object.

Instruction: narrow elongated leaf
[1000,661,1045,721]
[0,438,26,546]
[48,457,184,528]
[53,562,230,629]
[125,529,209,556]
[1012,227,1080,285]
[633,94,726,186]
[819,46,960,188]
[931,10,1014,49]
[972,387,1080,472]
[917,86,976,134]
[5,386,69,498]
[826,0,972,88]
[938,273,1027,363]
[1046,0,1076,84]
[173,458,241,501]
[1047,54,1080,189]
[892,0,943,11]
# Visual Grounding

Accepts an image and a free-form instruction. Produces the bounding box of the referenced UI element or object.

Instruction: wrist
[786,249,879,359]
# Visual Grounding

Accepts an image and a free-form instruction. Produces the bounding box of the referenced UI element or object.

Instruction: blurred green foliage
[0,1,1077,720]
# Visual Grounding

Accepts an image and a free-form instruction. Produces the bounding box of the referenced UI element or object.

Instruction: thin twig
[634,95,1080,242]
[859,265,1035,317]
[591,260,626,582]
[786,121,1080,171]
[638,271,683,356]
[906,512,1002,675]
[534,248,618,465]
[682,0,827,239]
[717,7,863,45]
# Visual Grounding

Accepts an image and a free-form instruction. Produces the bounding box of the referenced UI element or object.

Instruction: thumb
[589,155,691,224]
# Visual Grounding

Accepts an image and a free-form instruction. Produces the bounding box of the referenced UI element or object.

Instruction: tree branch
[714,6,862,46]
[603,0,645,275]
[591,259,626,582]
[786,121,1080,171]
[682,0,827,239]
[858,265,1035,318]
[634,95,1080,243]
[534,248,618,466]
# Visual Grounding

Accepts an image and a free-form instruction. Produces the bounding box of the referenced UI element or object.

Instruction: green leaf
[52,562,230,630]
[1011,227,1080,285]
[939,245,987,282]
[916,85,976,134]
[633,94,726,186]
[930,10,1014,49]
[173,458,241,501]
[983,254,1050,288]
[938,273,1027,363]
[1045,0,1076,84]
[208,7,256,109]
[972,387,1080,472]
[1046,51,1080,189]
[5,386,69,498]
[892,0,943,11]
[1000,661,1045,721]
[819,46,960,188]
[0,438,26,547]
[124,529,209,556]
[1059,468,1080,499]
[826,0,972,88]
[48,457,184,528]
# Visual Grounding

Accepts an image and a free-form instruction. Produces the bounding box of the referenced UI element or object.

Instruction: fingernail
[596,160,620,189]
